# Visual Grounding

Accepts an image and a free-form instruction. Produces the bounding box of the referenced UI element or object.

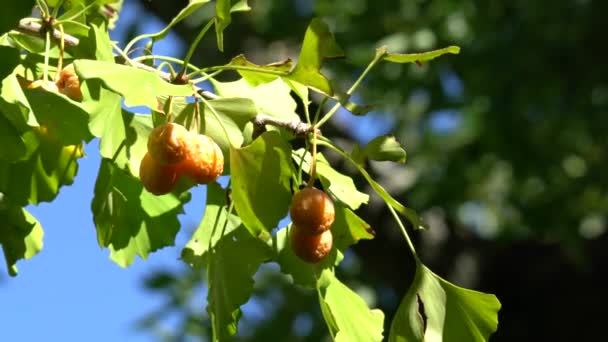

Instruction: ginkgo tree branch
[16,21,80,47]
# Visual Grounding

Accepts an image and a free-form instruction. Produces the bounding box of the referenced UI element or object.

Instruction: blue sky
[0,2,202,340]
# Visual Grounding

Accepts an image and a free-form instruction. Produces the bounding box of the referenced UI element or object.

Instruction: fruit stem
[43,29,51,81]
[55,23,64,81]
[189,70,222,85]
[157,61,177,80]
[306,130,318,187]
[176,19,215,81]
[193,96,200,133]
[312,96,329,125]
[36,0,50,18]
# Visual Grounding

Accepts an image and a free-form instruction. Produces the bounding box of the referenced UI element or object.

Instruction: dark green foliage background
[133,1,608,341]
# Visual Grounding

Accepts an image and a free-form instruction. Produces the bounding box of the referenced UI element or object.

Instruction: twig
[16,21,79,47]
[252,114,319,137]
[115,57,321,138]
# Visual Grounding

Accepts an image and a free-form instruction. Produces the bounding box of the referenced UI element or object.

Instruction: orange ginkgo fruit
[290,187,335,235]
[177,133,224,184]
[139,152,179,195]
[290,225,333,263]
[147,122,190,165]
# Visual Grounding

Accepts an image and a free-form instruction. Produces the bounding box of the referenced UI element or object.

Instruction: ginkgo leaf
[181,182,242,267]
[212,77,299,121]
[389,262,500,342]
[74,60,194,109]
[215,0,250,51]
[0,205,43,276]
[207,236,271,339]
[0,128,83,206]
[91,159,190,267]
[230,131,293,239]
[378,45,461,65]
[289,18,344,96]
[352,135,407,164]
[317,269,385,341]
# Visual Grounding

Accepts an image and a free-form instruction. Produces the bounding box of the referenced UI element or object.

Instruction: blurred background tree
[127,0,608,340]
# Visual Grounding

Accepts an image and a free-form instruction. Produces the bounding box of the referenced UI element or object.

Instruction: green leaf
[221,54,292,86]
[91,159,190,267]
[0,46,20,87]
[90,23,115,62]
[272,225,340,288]
[24,87,93,145]
[85,82,151,176]
[0,72,37,130]
[181,182,242,267]
[332,205,375,251]
[318,269,385,341]
[0,112,27,161]
[389,263,500,342]
[0,0,35,35]
[74,60,194,109]
[0,205,43,276]
[379,45,461,65]
[207,236,270,339]
[359,135,407,163]
[0,128,83,206]
[289,18,344,96]
[212,76,299,121]
[215,0,250,51]
[230,131,293,239]
[293,149,369,210]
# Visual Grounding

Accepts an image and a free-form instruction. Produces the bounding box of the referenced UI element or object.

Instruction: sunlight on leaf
[74,60,194,109]
[318,269,385,341]
[212,76,299,121]
[230,131,293,239]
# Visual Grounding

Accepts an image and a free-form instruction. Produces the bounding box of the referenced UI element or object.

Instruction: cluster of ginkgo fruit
[139,122,224,195]
[289,187,335,263]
